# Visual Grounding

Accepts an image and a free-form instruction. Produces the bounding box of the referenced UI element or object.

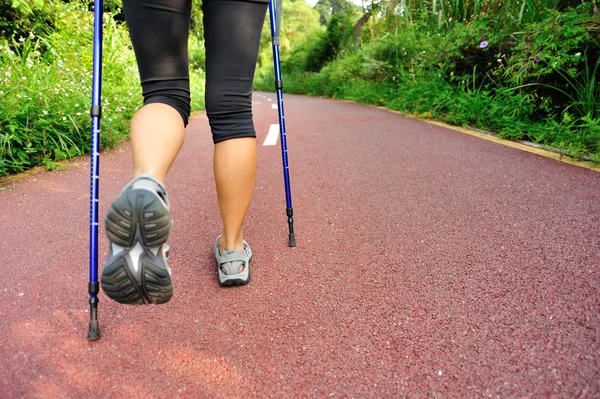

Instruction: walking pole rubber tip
[87,321,100,341]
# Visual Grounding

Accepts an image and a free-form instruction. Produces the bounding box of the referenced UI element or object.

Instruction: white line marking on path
[267,98,272,102]
[271,104,278,110]
[263,124,279,146]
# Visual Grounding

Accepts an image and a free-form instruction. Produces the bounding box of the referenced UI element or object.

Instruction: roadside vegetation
[255,0,600,163]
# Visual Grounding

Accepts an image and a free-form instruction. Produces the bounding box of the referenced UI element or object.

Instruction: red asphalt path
[1,93,599,398]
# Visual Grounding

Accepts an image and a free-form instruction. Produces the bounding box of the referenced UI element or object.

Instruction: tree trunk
[353,12,371,51]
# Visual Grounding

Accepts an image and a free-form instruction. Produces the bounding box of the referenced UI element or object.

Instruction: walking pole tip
[87,320,100,341]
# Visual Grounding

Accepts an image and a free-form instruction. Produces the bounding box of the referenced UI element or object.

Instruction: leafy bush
[0,0,57,41]
[0,4,138,175]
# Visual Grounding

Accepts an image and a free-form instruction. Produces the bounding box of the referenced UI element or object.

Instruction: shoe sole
[218,274,251,287]
[101,188,173,304]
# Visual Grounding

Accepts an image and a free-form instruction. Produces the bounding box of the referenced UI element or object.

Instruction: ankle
[219,234,245,253]
[134,170,166,183]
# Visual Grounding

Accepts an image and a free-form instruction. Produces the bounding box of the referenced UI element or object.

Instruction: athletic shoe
[214,235,252,286]
[101,174,173,304]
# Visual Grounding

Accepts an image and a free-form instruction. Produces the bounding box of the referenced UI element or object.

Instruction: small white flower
[75,103,79,107]
[574,52,581,57]
[21,76,27,81]
[43,110,48,115]
[29,32,35,39]
[19,37,25,42]
[62,116,67,121]
[497,59,502,63]
[76,112,81,116]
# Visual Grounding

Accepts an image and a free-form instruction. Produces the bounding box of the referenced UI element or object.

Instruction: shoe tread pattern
[105,189,171,248]
[102,187,173,305]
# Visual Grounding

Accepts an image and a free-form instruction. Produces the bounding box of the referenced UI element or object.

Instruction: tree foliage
[314,0,357,25]
[257,0,322,67]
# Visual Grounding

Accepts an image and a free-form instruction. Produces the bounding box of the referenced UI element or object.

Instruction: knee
[205,82,255,144]
[142,80,191,127]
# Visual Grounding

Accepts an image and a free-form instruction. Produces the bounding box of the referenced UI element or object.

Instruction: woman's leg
[213,137,256,253]
[123,0,192,181]
[203,0,268,254]
[131,104,184,182]
[101,0,192,304]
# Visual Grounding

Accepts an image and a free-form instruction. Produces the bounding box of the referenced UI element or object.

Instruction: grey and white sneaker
[101,174,173,304]
[215,235,252,287]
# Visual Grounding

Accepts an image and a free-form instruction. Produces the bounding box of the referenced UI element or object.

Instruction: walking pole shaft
[268,0,296,247]
[87,0,103,341]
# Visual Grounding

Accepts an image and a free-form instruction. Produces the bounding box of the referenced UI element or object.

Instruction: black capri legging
[123,0,268,143]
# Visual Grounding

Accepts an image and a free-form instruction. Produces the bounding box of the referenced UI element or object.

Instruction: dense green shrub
[0,0,57,41]
[0,4,139,175]
[306,10,356,71]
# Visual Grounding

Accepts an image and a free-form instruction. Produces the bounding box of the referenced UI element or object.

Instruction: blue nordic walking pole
[268,0,296,247]
[87,0,103,341]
